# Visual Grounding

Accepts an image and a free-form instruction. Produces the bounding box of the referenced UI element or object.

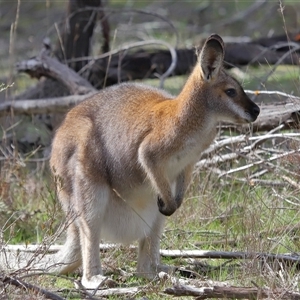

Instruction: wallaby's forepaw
[79,274,117,289]
[157,196,177,216]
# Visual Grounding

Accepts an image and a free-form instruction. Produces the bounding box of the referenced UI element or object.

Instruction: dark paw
[157,196,176,216]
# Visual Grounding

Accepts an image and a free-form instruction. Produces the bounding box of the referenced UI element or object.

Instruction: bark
[55,0,108,72]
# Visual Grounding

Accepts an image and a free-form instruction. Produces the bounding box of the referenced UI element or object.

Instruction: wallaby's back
[51,83,175,193]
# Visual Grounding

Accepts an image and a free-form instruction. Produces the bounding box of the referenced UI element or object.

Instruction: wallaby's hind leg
[75,179,110,289]
[137,213,169,279]
[51,222,82,274]
[78,215,105,288]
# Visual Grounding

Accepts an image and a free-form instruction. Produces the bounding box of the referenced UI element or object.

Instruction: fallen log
[164,283,300,299]
[16,50,95,95]
[160,249,300,267]
[3,244,300,267]
[0,94,94,116]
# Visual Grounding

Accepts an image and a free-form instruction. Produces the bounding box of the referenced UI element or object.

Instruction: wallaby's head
[195,34,260,124]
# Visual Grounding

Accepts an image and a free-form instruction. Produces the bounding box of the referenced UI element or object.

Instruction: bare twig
[282,175,300,190]
[259,44,300,87]
[219,148,300,177]
[59,7,179,48]
[245,89,300,101]
[215,0,269,28]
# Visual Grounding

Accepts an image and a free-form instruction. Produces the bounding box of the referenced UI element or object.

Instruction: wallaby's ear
[198,34,224,81]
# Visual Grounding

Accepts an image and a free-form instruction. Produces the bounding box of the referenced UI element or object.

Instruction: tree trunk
[55,0,108,72]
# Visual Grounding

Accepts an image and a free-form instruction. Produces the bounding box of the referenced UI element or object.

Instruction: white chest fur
[167,126,216,180]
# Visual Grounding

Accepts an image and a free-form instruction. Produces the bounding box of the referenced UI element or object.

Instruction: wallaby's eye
[225,88,237,97]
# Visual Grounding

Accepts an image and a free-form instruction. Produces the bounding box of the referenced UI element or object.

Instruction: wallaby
[50,34,260,288]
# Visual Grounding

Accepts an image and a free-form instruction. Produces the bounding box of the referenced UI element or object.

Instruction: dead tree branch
[16,49,95,95]
[93,286,140,297]
[0,94,94,117]
[159,249,300,267]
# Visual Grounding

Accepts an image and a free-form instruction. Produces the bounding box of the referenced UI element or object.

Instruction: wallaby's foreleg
[173,165,193,209]
[138,139,193,216]
[138,141,175,216]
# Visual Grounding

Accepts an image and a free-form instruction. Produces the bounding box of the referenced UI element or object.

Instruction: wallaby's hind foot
[79,274,117,289]
[49,223,82,274]
[80,274,107,289]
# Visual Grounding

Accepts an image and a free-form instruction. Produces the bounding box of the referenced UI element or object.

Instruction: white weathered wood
[2,243,120,253]
[3,245,300,266]
[94,286,140,296]
[0,93,95,117]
